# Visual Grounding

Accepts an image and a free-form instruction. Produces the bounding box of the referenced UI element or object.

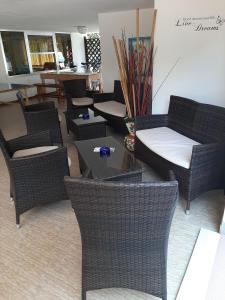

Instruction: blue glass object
[82,113,90,120]
[100,146,110,157]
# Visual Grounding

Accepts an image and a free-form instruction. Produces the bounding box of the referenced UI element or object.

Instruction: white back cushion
[72,97,93,106]
[13,146,58,158]
[136,127,200,169]
[94,101,126,118]
[13,146,71,167]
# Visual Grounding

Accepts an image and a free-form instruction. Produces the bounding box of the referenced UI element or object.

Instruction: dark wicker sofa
[93,80,128,133]
[135,95,225,213]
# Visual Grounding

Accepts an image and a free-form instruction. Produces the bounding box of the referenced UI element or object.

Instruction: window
[28,35,56,71]
[1,32,30,76]
[0,31,73,75]
[55,33,73,68]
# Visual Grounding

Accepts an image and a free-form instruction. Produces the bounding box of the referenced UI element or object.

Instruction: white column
[70,32,86,70]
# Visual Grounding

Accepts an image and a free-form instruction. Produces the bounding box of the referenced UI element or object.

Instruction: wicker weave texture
[0,130,69,225]
[135,95,225,210]
[17,92,63,145]
[65,177,178,300]
[62,80,95,135]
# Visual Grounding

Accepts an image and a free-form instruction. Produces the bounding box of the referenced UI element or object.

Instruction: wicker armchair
[135,95,225,213]
[93,80,127,133]
[63,79,94,134]
[17,91,63,145]
[0,129,69,226]
[64,175,178,300]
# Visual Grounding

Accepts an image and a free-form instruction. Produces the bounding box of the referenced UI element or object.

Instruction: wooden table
[40,70,102,92]
[0,83,32,104]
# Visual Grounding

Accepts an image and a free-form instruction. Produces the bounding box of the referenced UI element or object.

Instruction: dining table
[40,70,102,92]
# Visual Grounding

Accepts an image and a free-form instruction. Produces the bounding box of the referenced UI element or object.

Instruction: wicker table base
[71,115,107,140]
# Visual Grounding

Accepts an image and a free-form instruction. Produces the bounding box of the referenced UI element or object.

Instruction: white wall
[153,0,225,114]
[99,8,154,92]
[71,32,86,71]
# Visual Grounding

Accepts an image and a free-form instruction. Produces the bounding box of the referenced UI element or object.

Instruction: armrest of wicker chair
[26,101,55,112]
[93,93,114,103]
[8,131,52,154]
[135,114,169,131]
[190,143,225,169]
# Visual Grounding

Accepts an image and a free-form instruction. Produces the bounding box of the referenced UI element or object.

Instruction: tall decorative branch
[113,9,158,119]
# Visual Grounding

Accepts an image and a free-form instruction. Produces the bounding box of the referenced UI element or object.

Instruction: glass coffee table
[74,136,143,182]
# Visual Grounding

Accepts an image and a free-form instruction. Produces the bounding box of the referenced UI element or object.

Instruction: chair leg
[16,213,20,228]
[185,200,190,215]
[64,113,70,135]
[10,191,14,202]
[66,120,69,135]
[10,183,14,200]
[82,290,86,300]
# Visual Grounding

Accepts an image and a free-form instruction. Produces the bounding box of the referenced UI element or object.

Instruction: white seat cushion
[94,100,126,118]
[136,127,200,169]
[72,97,93,106]
[13,146,71,167]
[13,146,58,158]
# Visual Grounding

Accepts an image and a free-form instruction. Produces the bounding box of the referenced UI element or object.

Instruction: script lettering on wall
[175,15,225,31]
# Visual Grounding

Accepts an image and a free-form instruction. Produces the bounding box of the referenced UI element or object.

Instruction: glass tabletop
[74,136,143,180]
[73,115,107,126]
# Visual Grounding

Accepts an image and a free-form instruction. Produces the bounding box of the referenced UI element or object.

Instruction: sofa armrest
[135,114,169,131]
[8,131,52,154]
[93,93,114,103]
[190,143,225,170]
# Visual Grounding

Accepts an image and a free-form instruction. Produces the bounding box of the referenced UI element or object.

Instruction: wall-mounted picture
[128,36,150,51]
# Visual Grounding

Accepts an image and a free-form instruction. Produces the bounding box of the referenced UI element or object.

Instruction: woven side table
[71,116,107,140]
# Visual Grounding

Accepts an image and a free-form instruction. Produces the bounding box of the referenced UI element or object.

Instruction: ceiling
[0,0,154,33]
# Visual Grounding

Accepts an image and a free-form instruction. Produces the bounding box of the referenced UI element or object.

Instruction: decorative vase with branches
[113,9,157,151]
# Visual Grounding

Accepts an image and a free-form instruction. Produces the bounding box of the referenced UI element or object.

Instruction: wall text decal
[175,16,225,31]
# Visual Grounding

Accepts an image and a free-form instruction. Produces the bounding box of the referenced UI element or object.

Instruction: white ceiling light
[77,26,88,34]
